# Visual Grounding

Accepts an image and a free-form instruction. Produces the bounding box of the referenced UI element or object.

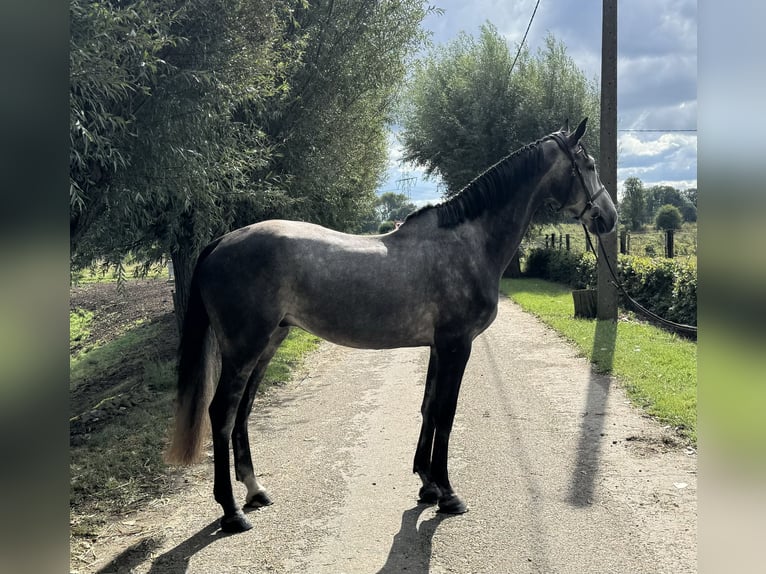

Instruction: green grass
[264,329,322,387]
[71,259,167,285]
[500,278,697,443]
[70,308,94,351]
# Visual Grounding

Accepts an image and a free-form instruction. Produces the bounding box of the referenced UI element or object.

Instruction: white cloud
[619,132,696,158]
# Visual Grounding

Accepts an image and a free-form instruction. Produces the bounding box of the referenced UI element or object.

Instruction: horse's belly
[282,312,435,350]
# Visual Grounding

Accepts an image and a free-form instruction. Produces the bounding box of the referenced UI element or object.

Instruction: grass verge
[500,278,697,443]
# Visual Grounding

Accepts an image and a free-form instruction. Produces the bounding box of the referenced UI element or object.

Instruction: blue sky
[378,0,698,205]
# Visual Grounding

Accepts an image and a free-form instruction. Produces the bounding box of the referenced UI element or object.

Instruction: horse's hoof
[220,511,253,533]
[244,490,273,509]
[437,494,468,514]
[418,482,442,504]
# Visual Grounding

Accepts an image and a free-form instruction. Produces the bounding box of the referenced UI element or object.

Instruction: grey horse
[166,118,618,533]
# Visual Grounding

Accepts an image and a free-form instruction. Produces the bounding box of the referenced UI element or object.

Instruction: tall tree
[401,25,600,200]
[622,176,646,231]
[262,0,430,232]
[71,0,303,327]
[377,192,417,222]
[70,0,430,327]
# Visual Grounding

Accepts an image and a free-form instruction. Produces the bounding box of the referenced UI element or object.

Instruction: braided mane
[405,137,548,228]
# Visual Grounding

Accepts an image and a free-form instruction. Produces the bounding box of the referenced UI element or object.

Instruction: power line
[508,0,541,78]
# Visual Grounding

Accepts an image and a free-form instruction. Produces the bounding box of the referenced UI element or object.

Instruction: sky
[378,0,698,205]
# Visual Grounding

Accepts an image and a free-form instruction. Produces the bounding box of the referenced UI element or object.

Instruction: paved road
[83,298,696,574]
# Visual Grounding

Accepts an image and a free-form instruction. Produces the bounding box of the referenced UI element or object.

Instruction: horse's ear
[560,118,570,133]
[568,117,588,146]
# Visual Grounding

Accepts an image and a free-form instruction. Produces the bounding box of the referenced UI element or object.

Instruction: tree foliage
[376,192,417,222]
[621,176,646,231]
[262,0,430,232]
[400,24,600,212]
[620,177,697,230]
[70,0,430,325]
[655,204,683,230]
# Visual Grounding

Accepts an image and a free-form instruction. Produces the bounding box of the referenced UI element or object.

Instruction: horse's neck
[475,176,550,276]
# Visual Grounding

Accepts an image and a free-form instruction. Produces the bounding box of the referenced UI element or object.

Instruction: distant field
[525,222,697,261]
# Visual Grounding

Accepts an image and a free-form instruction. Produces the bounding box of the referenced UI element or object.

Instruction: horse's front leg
[413,347,441,504]
[430,336,472,514]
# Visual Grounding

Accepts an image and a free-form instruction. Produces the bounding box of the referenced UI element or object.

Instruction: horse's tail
[165,241,221,465]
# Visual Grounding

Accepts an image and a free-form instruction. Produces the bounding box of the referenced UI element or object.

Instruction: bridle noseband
[549,132,607,222]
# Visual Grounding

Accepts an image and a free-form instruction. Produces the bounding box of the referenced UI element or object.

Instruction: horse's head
[546,118,618,235]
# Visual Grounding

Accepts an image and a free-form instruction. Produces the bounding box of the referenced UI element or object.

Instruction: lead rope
[582,225,697,338]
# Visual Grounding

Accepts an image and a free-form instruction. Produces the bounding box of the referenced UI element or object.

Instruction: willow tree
[261,0,431,232]
[70,0,430,328]
[401,24,600,213]
[71,0,304,327]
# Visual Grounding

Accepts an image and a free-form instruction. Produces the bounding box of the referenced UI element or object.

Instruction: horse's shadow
[376,504,452,574]
[97,505,450,573]
[95,519,226,574]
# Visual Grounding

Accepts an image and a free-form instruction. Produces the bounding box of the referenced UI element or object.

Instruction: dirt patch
[70,280,179,435]
[70,279,176,355]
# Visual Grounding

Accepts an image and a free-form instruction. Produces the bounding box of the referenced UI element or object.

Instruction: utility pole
[598,0,618,321]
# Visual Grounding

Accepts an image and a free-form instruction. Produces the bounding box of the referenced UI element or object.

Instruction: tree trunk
[502,252,522,278]
[170,247,197,335]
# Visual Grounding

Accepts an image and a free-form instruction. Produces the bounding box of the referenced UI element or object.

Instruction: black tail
[165,242,221,464]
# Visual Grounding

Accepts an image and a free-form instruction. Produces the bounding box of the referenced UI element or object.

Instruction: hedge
[523,247,697,326]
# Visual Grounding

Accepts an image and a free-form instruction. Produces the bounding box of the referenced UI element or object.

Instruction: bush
[655,204,683,230]
[523,248,696,326]
[617,256,696,326]
[524,248,596,289]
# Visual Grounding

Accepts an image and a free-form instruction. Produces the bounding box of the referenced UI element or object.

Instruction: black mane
[404,137,548,228]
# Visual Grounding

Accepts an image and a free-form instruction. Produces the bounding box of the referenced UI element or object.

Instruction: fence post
[566,234,571,251]
[619,230,627,254]
[551,233,556,250]
[665,229,675,258]
[558,234,563,250]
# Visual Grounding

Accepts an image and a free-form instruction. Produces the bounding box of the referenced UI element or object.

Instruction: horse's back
[196,220,438,347]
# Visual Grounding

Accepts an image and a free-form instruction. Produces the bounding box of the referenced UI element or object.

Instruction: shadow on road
[95,519,226,574]
[568,319,616,507]
[376,504,453,574]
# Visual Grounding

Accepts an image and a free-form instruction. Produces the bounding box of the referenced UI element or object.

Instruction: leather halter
[548,132,607,220]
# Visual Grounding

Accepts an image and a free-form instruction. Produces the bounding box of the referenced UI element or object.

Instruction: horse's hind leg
[209,355,257,533]
[232,327,290,510]
[414,347,441,504]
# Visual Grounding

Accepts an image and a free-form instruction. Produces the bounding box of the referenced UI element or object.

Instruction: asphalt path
[83,297,696,574]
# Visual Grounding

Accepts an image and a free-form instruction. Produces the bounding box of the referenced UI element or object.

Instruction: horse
[166,118,618,533]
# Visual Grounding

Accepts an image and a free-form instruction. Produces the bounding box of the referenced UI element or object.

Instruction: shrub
[655,204,683,230]
[523,248,697,326]
[524,248,596,289]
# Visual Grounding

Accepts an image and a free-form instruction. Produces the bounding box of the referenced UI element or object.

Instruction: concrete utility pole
[598,0,618,321]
